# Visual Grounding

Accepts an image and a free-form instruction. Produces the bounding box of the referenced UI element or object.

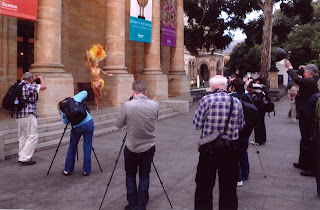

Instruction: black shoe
[125,205,139,210]
[62,170,71,176]
[124,205,133,210]
[293,163,306,170]
[301,170,315,177]
[20,160,36,166]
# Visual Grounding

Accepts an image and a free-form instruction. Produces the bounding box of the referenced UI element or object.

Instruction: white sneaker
[250,141,255,145]
[237,181,243,187]
[292,118,297,124]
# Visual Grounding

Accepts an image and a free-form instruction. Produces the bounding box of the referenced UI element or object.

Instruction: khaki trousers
[16,114,38,162]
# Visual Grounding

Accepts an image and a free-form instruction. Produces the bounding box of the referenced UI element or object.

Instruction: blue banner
[129,0,152,43]
[129,16,152,43]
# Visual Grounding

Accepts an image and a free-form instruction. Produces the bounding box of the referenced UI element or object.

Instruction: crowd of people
[12,56,320,209]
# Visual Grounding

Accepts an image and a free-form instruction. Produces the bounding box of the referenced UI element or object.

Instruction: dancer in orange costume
[86,44,112,110]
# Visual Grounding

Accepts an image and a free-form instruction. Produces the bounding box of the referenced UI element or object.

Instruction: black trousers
[298,111,313,170]
[254,111,266,144]
[195,141,240,210]
[316,136,320,195]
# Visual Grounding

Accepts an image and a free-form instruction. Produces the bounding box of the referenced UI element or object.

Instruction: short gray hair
[23,72,34,81]
[132,80,147,94]
[209,75,228,89]
[305,64,319,77]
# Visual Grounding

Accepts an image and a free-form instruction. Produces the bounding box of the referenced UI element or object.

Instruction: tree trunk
[260,0,274,86]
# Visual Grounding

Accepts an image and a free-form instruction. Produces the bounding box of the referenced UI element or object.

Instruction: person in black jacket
[230,78,258,187]
[286,60,319,177]
[246,79,267,146]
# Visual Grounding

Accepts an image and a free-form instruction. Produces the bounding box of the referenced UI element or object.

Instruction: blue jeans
[124,146,155,210]
[238,150,249,181]
[64,120,94,174]
[238,137,249,181]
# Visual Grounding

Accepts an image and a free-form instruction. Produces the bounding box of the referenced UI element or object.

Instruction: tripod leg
[152,161,173,209]
[251,131,267,178]
[92,147,103,172]
[47,123,68,175]
[99,132,127,210]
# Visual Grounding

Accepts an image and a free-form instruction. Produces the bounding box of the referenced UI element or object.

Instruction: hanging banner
[0,0,38,21]
[129,0,152,43]
[161,0,176,47]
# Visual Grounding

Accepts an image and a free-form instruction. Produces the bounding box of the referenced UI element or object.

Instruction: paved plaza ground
[1,97,320,209]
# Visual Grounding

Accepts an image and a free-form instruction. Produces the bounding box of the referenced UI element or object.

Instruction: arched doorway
[216,60,222,75]
[200,63,209,82]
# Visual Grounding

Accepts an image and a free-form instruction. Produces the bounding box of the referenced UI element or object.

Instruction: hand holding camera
[34,75,43,84]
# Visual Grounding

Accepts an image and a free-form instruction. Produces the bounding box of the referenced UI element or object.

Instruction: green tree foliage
[272,9,297,44]
[225,42,262,76]
[184,0,232,56]
[283,23,320,68]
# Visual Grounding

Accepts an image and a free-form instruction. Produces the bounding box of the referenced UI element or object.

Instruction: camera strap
[223,96,234,135]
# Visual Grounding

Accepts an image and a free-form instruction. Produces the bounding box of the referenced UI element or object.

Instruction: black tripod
[47,123,103,175]
[99,133,173,209]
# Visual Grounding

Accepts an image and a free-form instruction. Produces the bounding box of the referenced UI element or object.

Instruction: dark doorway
[17,19,34,80]
[200,63,209,81]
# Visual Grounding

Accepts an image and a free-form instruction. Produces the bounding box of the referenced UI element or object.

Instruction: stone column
[0,16,17,161]
[102,0,134,107]
[31,0,74,117]
[269,67,280,101]
[0,16,17,104]
[168,0,191,101]
[138,0,168,101]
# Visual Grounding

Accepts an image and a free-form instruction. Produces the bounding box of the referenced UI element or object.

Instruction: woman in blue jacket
[58,91,94,176]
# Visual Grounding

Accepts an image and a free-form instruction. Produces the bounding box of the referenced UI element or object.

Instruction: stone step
[2,105,180,159]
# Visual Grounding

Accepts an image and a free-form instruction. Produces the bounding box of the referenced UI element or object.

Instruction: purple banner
[161,0,176,47]
[162,26,176,47]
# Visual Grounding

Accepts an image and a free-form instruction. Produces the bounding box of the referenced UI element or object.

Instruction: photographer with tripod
[116,80,159,210]
[58,91,94,176]
[286,60,319,177]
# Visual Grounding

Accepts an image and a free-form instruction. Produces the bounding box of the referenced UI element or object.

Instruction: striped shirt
[193,90,245,140]
[15,80,40,118]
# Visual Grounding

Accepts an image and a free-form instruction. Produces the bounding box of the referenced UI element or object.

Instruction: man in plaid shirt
[193,75,245,210]
[15,72,47,166]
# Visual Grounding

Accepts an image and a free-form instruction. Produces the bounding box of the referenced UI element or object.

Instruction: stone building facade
[184,49,224,86]
[0,0,191,117]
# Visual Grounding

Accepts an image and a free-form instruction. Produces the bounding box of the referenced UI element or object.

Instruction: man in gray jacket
[116,80,159,210]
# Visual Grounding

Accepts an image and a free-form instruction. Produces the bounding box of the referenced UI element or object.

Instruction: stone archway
[200,63,209,81]
[216,60,222,75]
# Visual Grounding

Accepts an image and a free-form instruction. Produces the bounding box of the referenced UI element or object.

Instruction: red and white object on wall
[0,0,38,21]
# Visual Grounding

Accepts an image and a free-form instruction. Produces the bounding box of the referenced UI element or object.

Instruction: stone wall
[61,0,105,94]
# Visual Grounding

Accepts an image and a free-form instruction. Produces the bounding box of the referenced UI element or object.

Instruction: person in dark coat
[306,79,320,196]
[230,78,258,187]
[286,60,319,177]
[246,79,267,146]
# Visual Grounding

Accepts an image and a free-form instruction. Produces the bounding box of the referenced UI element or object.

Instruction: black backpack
[59,97,89,126]
[2,82,35,117]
